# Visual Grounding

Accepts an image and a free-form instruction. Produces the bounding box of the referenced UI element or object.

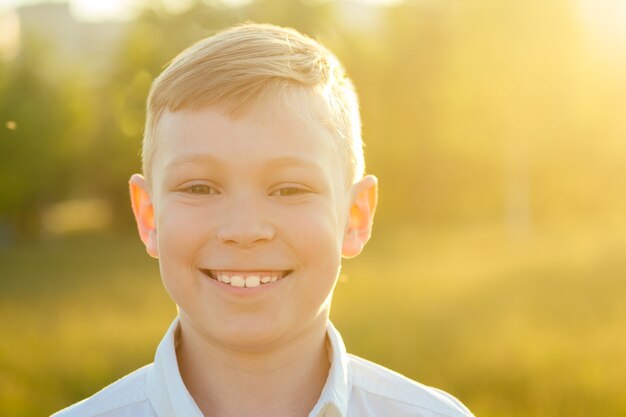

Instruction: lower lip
[202,272,288,296]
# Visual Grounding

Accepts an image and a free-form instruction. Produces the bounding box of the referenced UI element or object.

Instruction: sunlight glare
[162,0,194,14]
[578,0,626,42]
[0,10,20,61]
[216,0,255,7]
[70,0,135,21]
[309,0,403,5]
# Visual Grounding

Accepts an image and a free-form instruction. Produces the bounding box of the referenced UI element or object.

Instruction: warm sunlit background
[1,0,625,416]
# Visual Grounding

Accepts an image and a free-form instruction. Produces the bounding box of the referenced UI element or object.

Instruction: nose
[215,195,275,248]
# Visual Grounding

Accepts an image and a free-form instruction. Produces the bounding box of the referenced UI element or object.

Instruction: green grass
[1,224,625,416]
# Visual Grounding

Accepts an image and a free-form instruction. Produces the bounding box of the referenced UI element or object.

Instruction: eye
[185,184,219,195]
[270,186,310,197]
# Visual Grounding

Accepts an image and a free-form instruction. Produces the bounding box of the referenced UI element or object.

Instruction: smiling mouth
[201,269,292,288]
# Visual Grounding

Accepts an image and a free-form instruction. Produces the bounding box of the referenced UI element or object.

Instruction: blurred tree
[3,0,626,240]
[0,34,78,239]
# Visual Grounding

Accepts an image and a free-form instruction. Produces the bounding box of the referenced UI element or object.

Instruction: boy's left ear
[342,175,378,258]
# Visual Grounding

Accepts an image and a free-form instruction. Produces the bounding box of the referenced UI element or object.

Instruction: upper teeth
[211,271,283,288]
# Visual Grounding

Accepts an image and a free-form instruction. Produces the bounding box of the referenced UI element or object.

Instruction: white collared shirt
[52,318,473,417]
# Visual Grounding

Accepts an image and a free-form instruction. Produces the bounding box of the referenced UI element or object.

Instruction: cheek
[158,196,216,240]
[155,202,210,291]
[158,206,203,255]
[281,203,344,269]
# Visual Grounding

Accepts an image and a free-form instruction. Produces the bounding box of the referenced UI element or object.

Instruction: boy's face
[129,96,377,351]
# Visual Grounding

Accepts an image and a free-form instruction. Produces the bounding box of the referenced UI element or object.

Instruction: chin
[213,320,293,352]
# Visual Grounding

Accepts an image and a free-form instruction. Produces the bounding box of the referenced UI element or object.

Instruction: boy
[53,23,473,417]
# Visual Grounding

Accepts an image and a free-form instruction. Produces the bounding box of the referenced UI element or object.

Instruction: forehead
[151,94,345,184]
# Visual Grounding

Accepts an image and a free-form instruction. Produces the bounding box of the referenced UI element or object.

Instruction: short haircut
[142,22,365,187]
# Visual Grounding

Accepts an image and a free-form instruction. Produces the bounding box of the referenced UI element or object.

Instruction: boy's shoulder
[50,363,154,417]
[347,354,473,417]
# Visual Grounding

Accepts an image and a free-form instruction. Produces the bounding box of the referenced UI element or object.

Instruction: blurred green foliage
[2,0,625,237]
[1,0,626,416]
[1,227,625,416]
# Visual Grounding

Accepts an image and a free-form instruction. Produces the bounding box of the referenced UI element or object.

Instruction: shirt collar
[307,320,351,417]
[146,317,351,417]
[146,318,204,417]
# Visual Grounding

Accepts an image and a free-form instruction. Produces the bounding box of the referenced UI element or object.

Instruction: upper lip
[200,269,292,279]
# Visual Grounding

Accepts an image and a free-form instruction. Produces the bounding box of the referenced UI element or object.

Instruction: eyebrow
[164,153,222,172]
[164,153,326,173]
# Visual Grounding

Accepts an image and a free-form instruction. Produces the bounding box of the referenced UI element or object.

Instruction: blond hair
[142,23,364,186]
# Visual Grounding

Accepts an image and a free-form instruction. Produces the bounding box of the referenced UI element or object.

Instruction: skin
[129,96,377,417]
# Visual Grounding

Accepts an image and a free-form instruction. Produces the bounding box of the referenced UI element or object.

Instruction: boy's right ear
[129,174,159,258]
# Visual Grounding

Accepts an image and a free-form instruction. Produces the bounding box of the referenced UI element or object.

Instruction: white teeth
[209,271,286,287]
[245,275,260,288]
[230,275,245,288]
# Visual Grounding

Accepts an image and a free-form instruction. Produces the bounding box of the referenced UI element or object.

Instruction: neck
[176,317,330,417]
